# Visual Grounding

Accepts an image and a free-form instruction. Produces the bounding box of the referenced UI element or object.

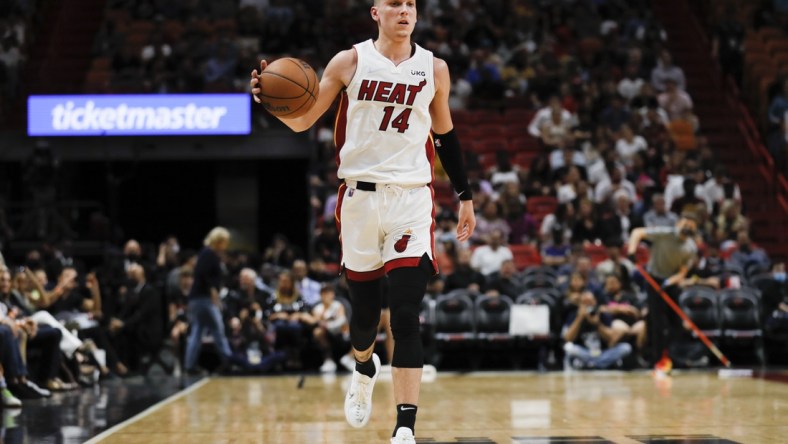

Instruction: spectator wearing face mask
[728,230,771,273]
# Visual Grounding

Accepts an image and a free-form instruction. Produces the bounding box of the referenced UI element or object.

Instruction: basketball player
[251,1,475,442]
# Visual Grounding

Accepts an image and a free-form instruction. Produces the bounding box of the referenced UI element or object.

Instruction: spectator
[540,203,575,246]
[539,105,574,149]
[226,314,284,373]
[615,124,648,168]
[164,249,198,303]
[670,178,705,216]
[595,163,637,204]
[562,291,632,370]
[0,363,21,407]
[557,166,586,204]
[643,193,678,228]
[105,239,147,292]
[0,322,51,399]
[728,230,771,273]
[550,147,587,178]
[599,274,646,352]
[184,227,233,375]
[313,223,341,264]
[542,226,571,268]
[715,200,748,241]
[107,264,162,372]
[168,266,192,345]
[651,50,686,92]
[308,259,336,284]
[155,236,180,273]
[471,230,513,276]
[483,260,521,297]
[473,201,511,245]
[263,233,300,268]
[268,271,308,368]
[664,165,705,210]
[658,79,693,121]
[0,269,64,392]
[618,64,645,102]
[702,166,741,212]
[291,259,321,308]
[203,42,237,86]
[595,238,635,287]
[571,199,601,245]
[445,249,485,293]
[303,283,348,373]
[490,151,519,189]
[528,96,574,138]
[599,94,631,133]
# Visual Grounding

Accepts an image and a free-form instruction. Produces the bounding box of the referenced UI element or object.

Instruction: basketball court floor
[76,370,787,444]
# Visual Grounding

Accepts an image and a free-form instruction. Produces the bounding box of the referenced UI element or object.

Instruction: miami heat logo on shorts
[394,229,417,253]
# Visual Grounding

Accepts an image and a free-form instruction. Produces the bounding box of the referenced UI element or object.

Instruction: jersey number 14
[379,107,412,133]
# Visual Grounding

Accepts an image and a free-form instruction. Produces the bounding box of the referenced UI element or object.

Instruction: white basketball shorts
[335,180,437,281]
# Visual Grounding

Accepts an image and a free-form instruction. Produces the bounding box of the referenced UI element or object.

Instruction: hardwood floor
[95,371,788,443]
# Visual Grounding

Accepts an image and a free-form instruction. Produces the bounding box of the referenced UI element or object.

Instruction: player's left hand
[250,60,268,104]
[456,200,476,242]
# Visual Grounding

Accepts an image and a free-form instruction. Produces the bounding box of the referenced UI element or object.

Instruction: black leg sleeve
[388,255,431,368]
[347,277,384,351]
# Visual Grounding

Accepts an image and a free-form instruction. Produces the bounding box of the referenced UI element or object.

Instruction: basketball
[258,57,320,118]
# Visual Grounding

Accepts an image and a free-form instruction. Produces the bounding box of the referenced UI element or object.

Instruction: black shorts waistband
[353,181,376,192]
[343,180,428,192]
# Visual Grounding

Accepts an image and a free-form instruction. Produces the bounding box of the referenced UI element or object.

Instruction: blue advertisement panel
[28,94,251,136]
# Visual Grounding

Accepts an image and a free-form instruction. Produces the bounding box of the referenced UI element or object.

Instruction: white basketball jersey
[335,39,436,185]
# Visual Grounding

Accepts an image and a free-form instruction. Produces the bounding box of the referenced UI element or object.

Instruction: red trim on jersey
[334,183,347,267]
[384,257,422,273]
[425,135,438,274]
[428,184,438,274]
[334,91,350,168]
[346,267,385,282]
[425,133,436,175]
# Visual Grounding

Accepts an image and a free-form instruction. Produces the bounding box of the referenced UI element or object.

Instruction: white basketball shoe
[390,427,416,444]
[344,353,381,428]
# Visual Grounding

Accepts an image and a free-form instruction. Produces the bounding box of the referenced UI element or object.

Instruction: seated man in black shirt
[483,260,522,298]
[562,291,632,370]
[108,264,163,372]
[225,268,271,320]
[445,249,485,293]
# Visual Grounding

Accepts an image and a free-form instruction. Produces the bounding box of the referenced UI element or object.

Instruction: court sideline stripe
[84,377,212,443]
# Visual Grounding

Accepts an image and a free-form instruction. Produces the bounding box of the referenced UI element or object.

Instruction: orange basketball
[259,58,319,118]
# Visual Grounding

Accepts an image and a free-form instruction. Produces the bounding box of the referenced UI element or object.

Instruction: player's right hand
[250,60,268,104]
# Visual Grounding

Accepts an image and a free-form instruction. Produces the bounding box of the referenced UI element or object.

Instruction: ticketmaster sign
[28,94,251,136]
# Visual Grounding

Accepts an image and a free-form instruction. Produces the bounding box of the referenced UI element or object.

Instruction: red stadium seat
[513,151,538,169]
[510,244,542,270]
[475,124,504,139]
[584,244,609,267]
[526,196,558,224]
[510,136,540,151]
[475,138,510,154]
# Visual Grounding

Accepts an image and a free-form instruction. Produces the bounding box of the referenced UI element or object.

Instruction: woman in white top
[615,124,647,168]
[304,284,348,373]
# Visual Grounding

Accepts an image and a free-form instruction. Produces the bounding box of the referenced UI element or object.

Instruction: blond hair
[204,226,230,247]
